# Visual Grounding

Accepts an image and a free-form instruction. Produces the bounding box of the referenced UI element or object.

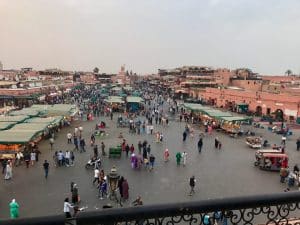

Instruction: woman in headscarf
[9,199,19,219]
[5,160,12,180]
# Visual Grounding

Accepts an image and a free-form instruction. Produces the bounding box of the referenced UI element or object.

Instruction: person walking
[176,152,182,166]
[9,199,19,219]
[99,178,108,199]
[149,154,155,171]
[67,132,72,144]
[183,131,187,142]
[101,142,106,156]
[189,176,196,196]
[30,151,36,166]
[72,184,79,204]
[138,141,142,154]
[164,149,170,162]
[118,176,125,199]
[130,144,135,154]
[73,136,79,151]
[70,151,75,166]
[1,159,7,174]
[49,137,54,150]
[198,138,203,153]
[125,144,130,157]
[215,137,219,149]
[282,135,287,146]
[63,198,73,218]
[4,161,12,180]
[65,150,70,166]
[122,179,129,200]
[93,168,100,185]
[80,138,86,153]
[93,145,99,158]
[43,160,49,179]
[24,152,30,168]
[182,151,187,166]
[297,138,300,151]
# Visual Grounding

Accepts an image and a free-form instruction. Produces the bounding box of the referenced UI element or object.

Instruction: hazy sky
[0,0,300,74]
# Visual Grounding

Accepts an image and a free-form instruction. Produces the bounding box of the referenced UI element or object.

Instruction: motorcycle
[85,157,101,169]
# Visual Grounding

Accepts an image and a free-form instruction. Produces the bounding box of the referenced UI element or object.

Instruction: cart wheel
[254,161,259,166]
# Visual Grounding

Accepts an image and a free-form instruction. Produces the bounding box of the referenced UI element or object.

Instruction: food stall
[218,116,251,135]
[104,96,125,112]
[0,130,40,159]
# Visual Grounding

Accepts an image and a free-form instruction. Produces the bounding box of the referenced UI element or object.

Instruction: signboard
[284,109,297,117]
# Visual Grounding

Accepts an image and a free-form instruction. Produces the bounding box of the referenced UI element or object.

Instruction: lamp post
[107,166,120,200]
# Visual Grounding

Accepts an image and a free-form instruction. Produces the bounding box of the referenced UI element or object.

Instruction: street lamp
[107,166,120,199]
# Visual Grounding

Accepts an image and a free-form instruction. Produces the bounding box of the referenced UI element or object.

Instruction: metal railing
[2,192,300,225]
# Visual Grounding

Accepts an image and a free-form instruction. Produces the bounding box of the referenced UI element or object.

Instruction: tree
[285,69,292,76]
[93,67,99,74]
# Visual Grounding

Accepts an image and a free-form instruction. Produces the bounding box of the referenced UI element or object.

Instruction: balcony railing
[2,192,300,225]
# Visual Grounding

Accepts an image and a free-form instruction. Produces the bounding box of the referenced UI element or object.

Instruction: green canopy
[9,108,40,117]
[0,115,28,123]
[0,130,40,144]
[31,104,78,117]
[204,109,232,118]
[25,116,63,126]
[183,103,211,112]
[105,96,124,104]
[0,122,16,131]
[219,116,252,122]
[10,123,49,133]
[126,96,144,103]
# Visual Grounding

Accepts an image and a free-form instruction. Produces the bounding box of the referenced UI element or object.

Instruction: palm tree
[93,67,99,74]
[285,69,292,76]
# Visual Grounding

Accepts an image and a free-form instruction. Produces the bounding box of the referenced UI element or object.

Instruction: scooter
[85,157,101,169]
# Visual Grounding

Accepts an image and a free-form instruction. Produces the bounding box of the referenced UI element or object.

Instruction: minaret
[0,61,3,71]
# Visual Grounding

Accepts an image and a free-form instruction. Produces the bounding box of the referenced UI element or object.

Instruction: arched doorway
[274,109,284,121]
[256,106,262,116]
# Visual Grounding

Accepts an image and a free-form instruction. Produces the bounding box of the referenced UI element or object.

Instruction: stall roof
[0,130,40,144]
[25,116,63,125]
[123,86,133,91]
[0,122,16,131]
[204,109,232,118]
[183,103,211,112]
[10,123,49,132]
[31,104,77,116]
[105,96,125,104]
[126,96,144,103]
[111,87,122,91]
[0,115,28,123]
[220,116,251,122]
[9,108,40,117]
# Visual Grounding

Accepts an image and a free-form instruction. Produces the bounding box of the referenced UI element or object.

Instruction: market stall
[126,96,144,112]
[104,96,125,112]
[219,116,251,135]
[0,130,40,159]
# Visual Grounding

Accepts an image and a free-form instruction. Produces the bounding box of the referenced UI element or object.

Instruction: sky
[0,0,300,75]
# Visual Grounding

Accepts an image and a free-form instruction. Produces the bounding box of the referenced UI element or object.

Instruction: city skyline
[1,0,300,75]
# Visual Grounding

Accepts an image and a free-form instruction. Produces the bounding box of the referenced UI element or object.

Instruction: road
[0,111,299,219]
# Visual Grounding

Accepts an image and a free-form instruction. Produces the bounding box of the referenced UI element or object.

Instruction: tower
[0,61,3,70]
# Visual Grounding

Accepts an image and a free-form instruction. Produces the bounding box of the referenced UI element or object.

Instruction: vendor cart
[109,146,122,158]
[246,136,262,149]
